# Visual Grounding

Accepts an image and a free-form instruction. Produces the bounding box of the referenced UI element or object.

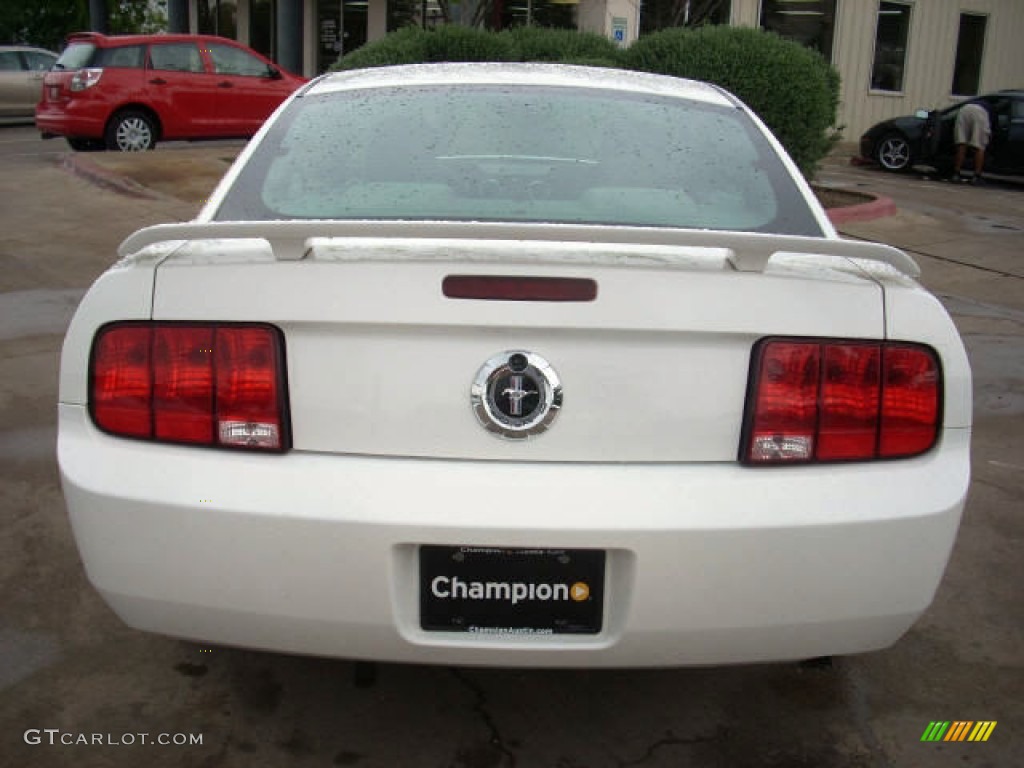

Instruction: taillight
[70,67,103,92]
[90,323,289,451]
[742,339,940,464]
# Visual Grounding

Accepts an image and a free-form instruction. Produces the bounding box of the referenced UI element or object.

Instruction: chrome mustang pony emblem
[471,351,562,439]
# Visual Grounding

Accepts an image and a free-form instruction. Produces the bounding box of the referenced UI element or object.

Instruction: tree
[110,0,167,35]
[0,0,88,49]
[0,0,166,50]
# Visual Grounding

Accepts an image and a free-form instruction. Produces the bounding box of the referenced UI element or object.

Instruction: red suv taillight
[90,322,289,451]
[741,338,941,464]
[70,67,103,92]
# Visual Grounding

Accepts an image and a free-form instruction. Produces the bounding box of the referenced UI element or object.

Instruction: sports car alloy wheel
[877,134,912,172]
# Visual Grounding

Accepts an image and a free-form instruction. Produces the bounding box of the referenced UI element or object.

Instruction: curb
[826,194,898,225]
[61,152,168,201]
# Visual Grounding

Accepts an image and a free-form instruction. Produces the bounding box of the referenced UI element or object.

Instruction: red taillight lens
[70,67,103,92]
[90,323,288,451]
[818,344,881,460]
[154,326,214,444]
[880,345,941,457]
[92,325,153,438]
[742,339,940,464]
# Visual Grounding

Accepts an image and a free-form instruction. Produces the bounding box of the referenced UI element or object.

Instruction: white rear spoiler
[119,220,920,279]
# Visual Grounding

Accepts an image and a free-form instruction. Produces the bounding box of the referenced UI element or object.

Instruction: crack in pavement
[616,731,719,767]
[842,232,1024,280]
[449,668,517,768]
[842,665,893,768]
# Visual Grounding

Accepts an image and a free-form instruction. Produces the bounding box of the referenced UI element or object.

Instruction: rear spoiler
[119,220,920,278]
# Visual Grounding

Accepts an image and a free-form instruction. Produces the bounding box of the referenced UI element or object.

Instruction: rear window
[55,42,97,70]
[24,51,57,71]
[0,52,21,71]
[96,45,145,68]
[216,84,822,236]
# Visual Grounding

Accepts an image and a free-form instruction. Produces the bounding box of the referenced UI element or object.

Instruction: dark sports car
[860,90,1024,175]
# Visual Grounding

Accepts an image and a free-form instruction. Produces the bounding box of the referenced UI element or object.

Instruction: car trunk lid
[138,223,897,463]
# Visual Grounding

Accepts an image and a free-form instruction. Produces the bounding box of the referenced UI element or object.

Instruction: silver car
[0,45,57,121]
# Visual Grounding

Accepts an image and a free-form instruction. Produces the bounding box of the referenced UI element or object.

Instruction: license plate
[48,86,59,100]
[420,546,605,635]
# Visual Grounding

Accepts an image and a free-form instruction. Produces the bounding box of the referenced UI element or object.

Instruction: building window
[952,13,986,96]
[250,0,276,60]
[197,0,238,39]
[870,1,911,92]
[760,0,836,61]
[641,0,732,35]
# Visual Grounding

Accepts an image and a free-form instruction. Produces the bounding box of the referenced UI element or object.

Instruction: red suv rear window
[54,42,97,69]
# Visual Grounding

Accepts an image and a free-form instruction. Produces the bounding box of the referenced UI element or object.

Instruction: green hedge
[332,24,840,175]
[501,26,622,64]
[334,26,514,70]
[333,25,620,70]
[622,26,840,175]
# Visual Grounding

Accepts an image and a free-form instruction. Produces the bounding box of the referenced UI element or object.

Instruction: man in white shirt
[952,102,991,185]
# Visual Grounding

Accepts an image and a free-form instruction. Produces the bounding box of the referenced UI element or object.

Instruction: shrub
[331,27,429,70]
[502,26,622,64]
[334,25,623,72]
[333,25,514,71]
[622,26,840,176]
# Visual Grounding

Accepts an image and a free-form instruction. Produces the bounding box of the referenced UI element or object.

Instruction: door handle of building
[149,78,167,85]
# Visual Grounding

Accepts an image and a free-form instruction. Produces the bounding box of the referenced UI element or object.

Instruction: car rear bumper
[58,404,970,667]
[35,101,107,139]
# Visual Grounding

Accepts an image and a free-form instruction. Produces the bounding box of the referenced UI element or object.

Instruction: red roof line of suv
[66,31,243,46]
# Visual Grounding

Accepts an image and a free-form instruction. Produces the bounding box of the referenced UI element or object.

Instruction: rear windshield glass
[55,43,97,70]
[96,45,145,68]
[216,85,822,236]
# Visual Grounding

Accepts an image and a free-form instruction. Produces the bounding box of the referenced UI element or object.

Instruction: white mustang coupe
[58,64,971,667]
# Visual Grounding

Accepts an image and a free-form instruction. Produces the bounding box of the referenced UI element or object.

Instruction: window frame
[868,0,914,95]
[757,0,839,63]
[951,12,988,98]
[96,45,146,69]
[23,51,57,71]
[207,42,275,78]
[0,51,23,72]
[147,42,206,74]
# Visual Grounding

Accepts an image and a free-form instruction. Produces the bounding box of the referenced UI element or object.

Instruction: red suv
[36,32,306,151]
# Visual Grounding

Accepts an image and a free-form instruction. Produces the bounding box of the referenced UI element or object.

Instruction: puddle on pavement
[0,628,61,690]
[0,426,56,460]
[936,296,1024,416]
[966,215,1024,235]
[0,289,84,341]
[941,294,1024,324]
[960,334,1024,416]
